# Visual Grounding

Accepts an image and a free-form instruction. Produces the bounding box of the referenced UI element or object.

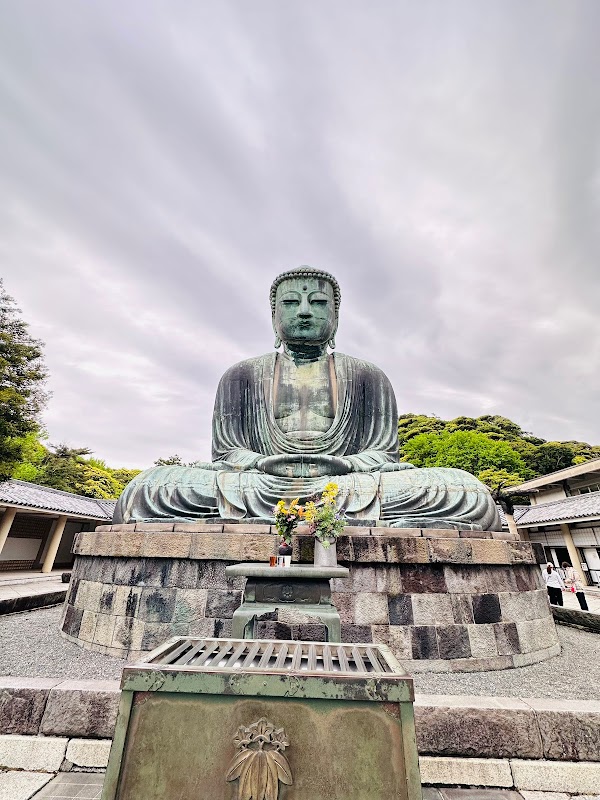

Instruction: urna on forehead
[270,267,341,314]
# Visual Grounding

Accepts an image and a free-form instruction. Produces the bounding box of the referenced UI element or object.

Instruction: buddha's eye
[282,298,300,305]
[310,299,327,306]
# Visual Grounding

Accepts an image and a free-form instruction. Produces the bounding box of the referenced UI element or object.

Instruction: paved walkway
[0,570,66,615]
[0,568,65,585]
[557,586,600,613]
[0,770,103,800]
[0,770,597,800]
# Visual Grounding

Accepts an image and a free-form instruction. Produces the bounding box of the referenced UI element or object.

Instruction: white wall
[0,537,42,561]
[533,487,567,504]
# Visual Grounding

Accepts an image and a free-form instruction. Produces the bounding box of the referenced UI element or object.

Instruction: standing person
[544,563,565,606]
[562,561,589,611]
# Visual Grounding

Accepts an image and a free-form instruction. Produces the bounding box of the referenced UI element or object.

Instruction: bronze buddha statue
[114,267,500,530]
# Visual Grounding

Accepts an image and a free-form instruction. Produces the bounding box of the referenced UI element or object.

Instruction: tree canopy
[0,281,48,480]
[398,413,600,493]
[12,438,141,500]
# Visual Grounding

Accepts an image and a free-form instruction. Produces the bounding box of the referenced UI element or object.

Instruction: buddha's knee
[128,464,219,490]
[380,466,482,493]
[113,464,220,524]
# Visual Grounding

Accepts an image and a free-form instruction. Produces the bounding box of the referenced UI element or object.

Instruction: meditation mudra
[114,268,500,530]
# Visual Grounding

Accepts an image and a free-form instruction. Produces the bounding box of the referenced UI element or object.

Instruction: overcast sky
[1,1,599,469]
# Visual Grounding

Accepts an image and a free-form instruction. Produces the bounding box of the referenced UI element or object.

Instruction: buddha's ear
[328,315,339,350]
[272,318,282,349]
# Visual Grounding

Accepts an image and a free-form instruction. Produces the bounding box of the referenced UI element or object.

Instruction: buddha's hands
[342,455,417,473]
[256,453,353,478]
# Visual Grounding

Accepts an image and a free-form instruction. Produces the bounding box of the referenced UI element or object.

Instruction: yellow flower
[321,482,339,505]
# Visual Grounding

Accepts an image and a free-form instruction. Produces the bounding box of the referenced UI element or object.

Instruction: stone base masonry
[60,524,556,671]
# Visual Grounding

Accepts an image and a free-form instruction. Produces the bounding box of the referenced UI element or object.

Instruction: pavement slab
[0,577,66,616]
[0,771,52,800]
[32,772,105,799]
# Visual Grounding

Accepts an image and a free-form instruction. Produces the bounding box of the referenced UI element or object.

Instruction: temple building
[0,480,114,573]
[507,457,600,587]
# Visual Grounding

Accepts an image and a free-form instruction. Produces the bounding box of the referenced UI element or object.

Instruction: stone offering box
[61,523,558,672]
[101,637,423,800]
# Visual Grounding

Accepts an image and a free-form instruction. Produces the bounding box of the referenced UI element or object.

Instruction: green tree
[37,444,92,493]
[34,442,140,499]
[398,412,600,481]
[530,442,576,475]
[472,415,526,440]
[566,440,600,462]
[154,454,202,467]
[75,465,123,499]
[154,454,184,466]
[401,430,528,477]
[11,432,48,482]
[0,281,48,479]
[477,468,526,496]
[505,438,540,472]
[398,414,446,445]
[111,467,142,486]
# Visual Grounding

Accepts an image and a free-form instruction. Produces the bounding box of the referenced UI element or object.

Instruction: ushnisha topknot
[270,267,341,315]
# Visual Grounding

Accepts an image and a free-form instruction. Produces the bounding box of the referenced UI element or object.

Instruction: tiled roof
[516,492,600,527]
[497,504,529,528]
[513,506,529,522]
[0,480,115,520]
[95,499,118,516]
[506,457,600,493]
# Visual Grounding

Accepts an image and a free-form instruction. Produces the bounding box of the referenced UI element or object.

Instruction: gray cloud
[1,0,599,468]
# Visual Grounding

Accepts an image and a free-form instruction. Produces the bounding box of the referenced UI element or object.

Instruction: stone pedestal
[225,563,349,641]
[60,522,558,671]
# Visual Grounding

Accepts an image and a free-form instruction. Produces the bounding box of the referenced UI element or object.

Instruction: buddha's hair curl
[270,267,341,315]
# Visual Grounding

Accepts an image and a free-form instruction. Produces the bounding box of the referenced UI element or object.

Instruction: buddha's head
[270,267,341,350]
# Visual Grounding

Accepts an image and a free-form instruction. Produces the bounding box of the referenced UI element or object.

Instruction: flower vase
[313,537,337,567]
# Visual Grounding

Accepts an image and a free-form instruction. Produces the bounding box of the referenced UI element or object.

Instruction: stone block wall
[60,523,557,671]
[551,604,600,633]
[0,677,120,739]
[2,680,600,793]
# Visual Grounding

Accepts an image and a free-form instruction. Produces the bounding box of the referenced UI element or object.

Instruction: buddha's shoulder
[334,351,391,382]
[218,353,275,382]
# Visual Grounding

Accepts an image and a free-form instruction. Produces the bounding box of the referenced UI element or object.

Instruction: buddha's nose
[298,297,312,317]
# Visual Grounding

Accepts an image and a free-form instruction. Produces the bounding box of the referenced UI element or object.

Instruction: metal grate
[143,637,398,675]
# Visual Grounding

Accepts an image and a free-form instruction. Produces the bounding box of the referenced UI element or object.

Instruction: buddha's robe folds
[114,353,500,530]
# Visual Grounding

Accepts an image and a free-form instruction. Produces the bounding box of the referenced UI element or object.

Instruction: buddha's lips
[296,321,319,330]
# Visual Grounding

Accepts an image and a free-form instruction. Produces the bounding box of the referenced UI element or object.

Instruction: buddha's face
[273,276,337,347]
